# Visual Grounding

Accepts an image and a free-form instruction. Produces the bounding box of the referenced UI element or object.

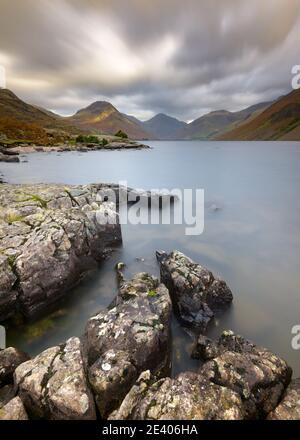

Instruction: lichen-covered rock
[0,183,122,319]
[84,272,172,418]
[0,396,28,420]
[267,378,300,420]
[156,250,233,331]
[200,331,292,419]
[0,347,30,386]
[14,337,96,420]
[109,370,244,420]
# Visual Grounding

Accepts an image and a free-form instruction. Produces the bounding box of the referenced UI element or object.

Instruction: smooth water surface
[1,141,300,376]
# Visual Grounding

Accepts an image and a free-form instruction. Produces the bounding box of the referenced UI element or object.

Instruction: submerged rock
[0,347,30,387]
[84,272,172,418]
[0,396,28,420]
[109,370,244,420]
[14,337,96,420]
[0,183,122,320]
[267,378,300,420]
[156,250,233,331]
[199,330,292,419]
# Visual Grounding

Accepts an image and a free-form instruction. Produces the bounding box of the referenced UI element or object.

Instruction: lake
[1,140,300,377]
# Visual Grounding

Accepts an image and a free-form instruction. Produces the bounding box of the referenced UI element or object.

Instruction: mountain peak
[74,100,116,117]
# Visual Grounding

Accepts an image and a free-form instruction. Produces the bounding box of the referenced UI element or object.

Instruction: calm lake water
[1,141,300,377]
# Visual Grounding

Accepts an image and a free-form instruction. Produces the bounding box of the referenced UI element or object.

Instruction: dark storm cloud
[0,0,299,120]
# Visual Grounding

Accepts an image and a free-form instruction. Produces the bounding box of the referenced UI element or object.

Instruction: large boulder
[199,331,292,419]
[84,272,172,418]
[267,378,300,420]
[0,396,28,420]
[0,347,30,387]
[0,183,122,320]
[156,250,233,331]
[14,337,96,420]
[109,370,244,420]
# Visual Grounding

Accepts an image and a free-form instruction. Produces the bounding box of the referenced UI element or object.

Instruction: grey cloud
[0,0,299,120]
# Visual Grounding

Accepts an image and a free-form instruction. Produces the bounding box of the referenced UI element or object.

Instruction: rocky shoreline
[0,184,300,420]
[0,140,150,163]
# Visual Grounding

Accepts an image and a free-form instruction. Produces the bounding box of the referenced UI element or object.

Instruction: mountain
[0,89,59,126]
[182,102,271,140]
[218,89,300,140]
[68,101,152,140]
[142,113,188,139]
[0,88,78,143]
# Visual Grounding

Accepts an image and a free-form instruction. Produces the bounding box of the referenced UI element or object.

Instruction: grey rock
[109,370,244,420]
[200,330,292,419]
[267,378,300,420]
[191,335,220,360]
[0,396,28,420]
[156,250,233,331]
[0,183,122,320]
[0,152,19,163]
[0,347,30,386]
[84,272,172,418]
[14,337,96,420]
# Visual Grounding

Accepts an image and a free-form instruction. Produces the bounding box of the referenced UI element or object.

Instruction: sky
[0,0,300,121]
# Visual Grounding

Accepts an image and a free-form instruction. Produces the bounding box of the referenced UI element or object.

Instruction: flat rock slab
[109,370,244,420]
[156,250,233,331]
[14,337,96,420]
[267,378,300,420]
[84,272,172,418]
[199,330,292,419]
[0,183,122,320]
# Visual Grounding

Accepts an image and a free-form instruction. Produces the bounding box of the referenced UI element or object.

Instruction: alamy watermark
[291,325,300,350]
[0,325,6,349]
[95,182,205,236]
[0,64,6,88]
[291,65,300,89]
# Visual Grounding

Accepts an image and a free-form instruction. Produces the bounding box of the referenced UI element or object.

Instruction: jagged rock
[267,378,300,420]
[109,370,244,420]
[156,250,233,331]
[0,347,30,386]
[84,272,172,418]
[200,330,292,419]
[14,337,96,420]
[0,384,16,408]
[191,335,220,360]
[0,396,28,420]
[0,183,122,319]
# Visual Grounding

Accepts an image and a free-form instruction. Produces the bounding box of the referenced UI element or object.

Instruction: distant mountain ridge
[142,113,188,139]
[181,102,272,140]
[0,87,299,141]
[218,89,300,141]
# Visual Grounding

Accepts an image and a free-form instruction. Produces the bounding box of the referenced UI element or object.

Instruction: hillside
[218,89,300,140]
[182,102,271,140]
[142,113,188,139]
[0,89,79,143]
[68,101,152,140]
[0,89,58,126]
